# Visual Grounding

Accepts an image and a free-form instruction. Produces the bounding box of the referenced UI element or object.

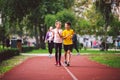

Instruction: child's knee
[67,50,71,53]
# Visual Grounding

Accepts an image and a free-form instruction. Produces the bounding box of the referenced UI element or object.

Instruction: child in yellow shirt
[62,22,74,66]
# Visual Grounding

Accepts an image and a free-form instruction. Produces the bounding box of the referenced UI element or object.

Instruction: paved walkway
[1,55,120,80]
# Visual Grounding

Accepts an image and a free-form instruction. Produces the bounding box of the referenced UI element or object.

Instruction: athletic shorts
[64,44,73,52]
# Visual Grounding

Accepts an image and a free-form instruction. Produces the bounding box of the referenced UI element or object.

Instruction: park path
[1,55,120,80]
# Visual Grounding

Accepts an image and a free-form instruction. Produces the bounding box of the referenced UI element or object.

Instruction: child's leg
[64,52,67,61]
[64,45,67,61]
[48,43,51,54]
[66,45,73,66]
[51,41,54,54]
[55,43,58,64]
[67,50,71,63]
[58,43,62,65]
[49,42,53,54]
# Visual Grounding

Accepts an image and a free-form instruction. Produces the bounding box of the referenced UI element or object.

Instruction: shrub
[0,49,20,62]
[22,46,36,53]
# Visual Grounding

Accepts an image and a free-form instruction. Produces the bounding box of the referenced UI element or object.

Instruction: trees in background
[73,0,119,38]
[95,0,120,39]
[0,0,119,50]
[0,0,75,49]
[75,18,90,35]
[45,10,76,29]
[109,17,120,38]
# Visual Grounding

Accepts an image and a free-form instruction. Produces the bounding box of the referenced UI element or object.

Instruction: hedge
[0,49,20,62]
[22,46,36,53]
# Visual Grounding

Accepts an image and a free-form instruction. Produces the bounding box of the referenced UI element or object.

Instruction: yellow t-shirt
[62,29,74,45]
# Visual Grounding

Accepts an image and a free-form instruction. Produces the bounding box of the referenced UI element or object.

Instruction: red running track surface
[68,56,120,80]
[1,56,120,80]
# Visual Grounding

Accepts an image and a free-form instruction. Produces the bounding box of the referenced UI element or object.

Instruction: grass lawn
[90,54,120,68]
[0,55,32,76]
[24,48,120,54]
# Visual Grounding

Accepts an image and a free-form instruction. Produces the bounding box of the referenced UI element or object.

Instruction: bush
[0,49,20,62]
[22,46,36,53]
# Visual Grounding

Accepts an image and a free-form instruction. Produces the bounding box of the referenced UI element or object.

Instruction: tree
[95,0,120,38]
[75,18,90,35]
[45,10,76,29]
[45,14,56,28]
[56,10,76,27]
[108,17,120,38]
[0,0,75,49]
[0,27,5,48]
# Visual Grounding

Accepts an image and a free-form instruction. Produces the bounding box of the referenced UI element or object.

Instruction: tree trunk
[34,24,39,49]
[39,25,46,49]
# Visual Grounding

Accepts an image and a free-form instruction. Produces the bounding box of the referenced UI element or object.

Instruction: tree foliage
[45,14,56,28]
[45,10,76,29]
[75,18,91,35]
[0,0,75,49]
[108,17,120,37]
[95,0,120,37]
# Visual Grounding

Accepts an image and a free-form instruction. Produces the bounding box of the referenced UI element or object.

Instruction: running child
[45,27,54,58]
[53,21,63,66]
[62,22,74,66]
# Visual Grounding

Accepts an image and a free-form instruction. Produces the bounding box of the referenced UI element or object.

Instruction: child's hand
[63,34,70,39]
[66,34,71,37]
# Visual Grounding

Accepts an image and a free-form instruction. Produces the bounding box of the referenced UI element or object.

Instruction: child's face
[65,23,70,29]
[49,27,53,31]
[56,23,61,29]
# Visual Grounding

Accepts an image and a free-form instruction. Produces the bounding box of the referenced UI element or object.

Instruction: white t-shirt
[53,28,63,43]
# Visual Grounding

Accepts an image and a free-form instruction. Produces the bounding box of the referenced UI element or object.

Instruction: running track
[1,56,120,80]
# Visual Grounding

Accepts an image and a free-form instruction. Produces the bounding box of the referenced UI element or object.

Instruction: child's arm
[57,31,63,38]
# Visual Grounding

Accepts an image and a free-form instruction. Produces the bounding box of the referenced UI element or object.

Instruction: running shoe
[67,62,70,66]
[77,53,80,56]
[59,62,61,66]
[55,62,58,65]
[64,61,67,66]
[57,63,61,67]
[49,54,52,58]
[64,60,67,64]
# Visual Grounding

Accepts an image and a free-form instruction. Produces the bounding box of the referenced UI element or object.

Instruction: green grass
[90,54,120,68]
[24,48,120,54]
[0,55,31,75]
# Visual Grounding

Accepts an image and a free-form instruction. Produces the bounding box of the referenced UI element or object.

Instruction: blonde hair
[55,21,61,26]
[48,26,53,31]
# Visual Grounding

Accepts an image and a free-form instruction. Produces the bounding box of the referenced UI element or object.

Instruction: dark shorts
[64,44,73,52]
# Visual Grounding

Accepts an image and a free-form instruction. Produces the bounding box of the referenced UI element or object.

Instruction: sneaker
[59,62,61,66]
[57,63,61,67]
[55,62,58,65]
[77,53,80,56]
[67,62,70,66]
[64,60,67,64]
[49,54,52,58]
[64,61,67,66]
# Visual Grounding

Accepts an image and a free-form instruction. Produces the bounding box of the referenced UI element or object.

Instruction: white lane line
[61,62,78,80]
